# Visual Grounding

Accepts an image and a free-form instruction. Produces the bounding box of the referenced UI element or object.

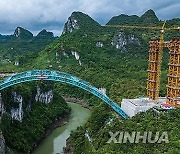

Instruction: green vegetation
[69,105,180,154]
[0,9,179,154]
[0,27,56,66]
[0,82,70,153]
[107,9,159,26]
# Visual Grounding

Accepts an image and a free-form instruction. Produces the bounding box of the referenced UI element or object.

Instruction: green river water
[33,102,91,154]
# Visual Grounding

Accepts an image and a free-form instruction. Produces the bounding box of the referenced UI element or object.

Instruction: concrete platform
[121,97,166,117]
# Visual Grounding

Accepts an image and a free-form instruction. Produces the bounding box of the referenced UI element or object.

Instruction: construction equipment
[105,24,180,31]
[105,23,180,107]
[166,38,180,107]
[147,21,166,101]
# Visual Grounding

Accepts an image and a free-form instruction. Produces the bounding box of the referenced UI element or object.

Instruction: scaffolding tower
[105,22,180,107]
[147,39,180,107]
[166,39,180,107]
[147,40,161,100]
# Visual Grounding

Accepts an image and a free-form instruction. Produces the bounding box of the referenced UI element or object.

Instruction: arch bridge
[0,70,128,119]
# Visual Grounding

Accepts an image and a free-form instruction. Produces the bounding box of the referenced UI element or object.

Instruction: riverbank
[64,137,74,154]
[63,98,92,154]
[63,97,92,110]
[31,112,71,153]
[33,102,91,154]
[33,97,91,153]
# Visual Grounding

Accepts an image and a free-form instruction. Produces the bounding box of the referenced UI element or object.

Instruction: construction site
[119,22,180,117]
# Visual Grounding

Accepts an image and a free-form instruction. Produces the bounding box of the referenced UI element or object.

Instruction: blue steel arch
[0,70,128,119]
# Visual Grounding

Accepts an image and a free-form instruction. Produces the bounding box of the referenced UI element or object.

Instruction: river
[33,102,91,154]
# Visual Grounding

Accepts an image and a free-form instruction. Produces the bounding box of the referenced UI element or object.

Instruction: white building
[121,98,157,117]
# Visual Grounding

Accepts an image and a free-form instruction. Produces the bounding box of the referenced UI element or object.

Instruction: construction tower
[147,40,161,100]
[166,39,180,107]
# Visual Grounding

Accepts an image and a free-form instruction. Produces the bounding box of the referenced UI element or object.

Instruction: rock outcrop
[62,14,79,34]
[35,87,53,104]
[62,11,100,34]
[111,31,140,50]
[71,51,82,66]
[1,87,54,122]
[0,133,5,154]
[13,27,33,39]
[10,92,23,122]
[96,42,104,48]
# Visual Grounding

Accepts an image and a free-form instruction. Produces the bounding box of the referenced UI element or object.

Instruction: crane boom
[104,24,180,31]
[154,21,166,100]
[106,22,180,106]
[146,21,166,101]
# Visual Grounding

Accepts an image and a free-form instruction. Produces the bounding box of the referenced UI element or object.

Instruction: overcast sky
[0,0,179,36]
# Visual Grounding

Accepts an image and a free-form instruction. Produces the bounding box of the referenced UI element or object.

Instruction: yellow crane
[105,23,180,107]
[105,23,180,31]
[150,21,166,101]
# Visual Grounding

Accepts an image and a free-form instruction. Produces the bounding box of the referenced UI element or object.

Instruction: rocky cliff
[0,86,54,122]
[0,133,5,154]
[62,11,100,34]
[62,13,79,34]
[111,31,140,50]
[13,27,33,39]
[35,87,53,104]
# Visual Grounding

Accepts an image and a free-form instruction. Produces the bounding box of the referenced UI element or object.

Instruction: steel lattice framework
[147,39,180,107]
[0,70,128,119]
[166,39,180,107]
[106,22,180,107]
[147,40,161,100]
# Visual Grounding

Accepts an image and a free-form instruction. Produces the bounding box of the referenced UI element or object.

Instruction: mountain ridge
[0,27,54,39]
[0,27,56,66]
[0,9,179,70]
[36,29,54,38]
[107,9,159,26]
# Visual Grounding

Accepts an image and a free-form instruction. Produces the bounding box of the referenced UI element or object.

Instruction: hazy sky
[0,0,179,36]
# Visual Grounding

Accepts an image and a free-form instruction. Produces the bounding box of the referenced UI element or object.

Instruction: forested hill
[107,9,180,28]
[107,9,159,26]
[0,27,56,66]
